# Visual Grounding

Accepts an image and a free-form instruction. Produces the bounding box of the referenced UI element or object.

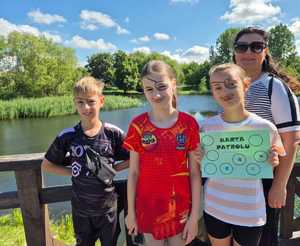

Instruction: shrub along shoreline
[0,95,143,120]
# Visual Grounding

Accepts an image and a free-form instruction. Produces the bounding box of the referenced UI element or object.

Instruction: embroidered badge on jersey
[176,133,186,150]
[141,132,158,151]
[72,161,82,177]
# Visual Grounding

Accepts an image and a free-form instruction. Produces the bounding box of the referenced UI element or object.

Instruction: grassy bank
[0,209,102,246]
[0,95,143,120]
[2,199,300,246]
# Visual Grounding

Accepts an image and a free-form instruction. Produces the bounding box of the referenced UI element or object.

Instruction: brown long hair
[141,60,177,108]
[233,27,300,91]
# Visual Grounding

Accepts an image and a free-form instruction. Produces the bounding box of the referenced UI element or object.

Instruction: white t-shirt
[245,72,300,133]
[201,113,285,226]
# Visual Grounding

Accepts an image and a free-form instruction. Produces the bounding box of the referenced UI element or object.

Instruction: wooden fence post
[15,168,46,246]
[280,170,296,239]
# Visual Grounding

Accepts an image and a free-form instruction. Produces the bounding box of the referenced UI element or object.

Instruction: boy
[42,76,129,246]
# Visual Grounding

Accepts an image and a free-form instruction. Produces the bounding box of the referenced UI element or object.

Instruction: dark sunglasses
[234,42,266,54]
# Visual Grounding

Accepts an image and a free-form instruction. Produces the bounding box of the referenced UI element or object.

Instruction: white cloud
[124,17,130,23]
[131,35,151,44]
[289,19,300,39]
[170,0,199,4]
[80,23,98,31]
[221,0,281,24]
[116,26,129,35]
[0,18,62,43]
[28,9,66,25]
[80,10,129,34]
[65,35,117,51]
[162,45,209,64]
[133,47,151,54]
[42,32,62,43]
[154,33,171,41]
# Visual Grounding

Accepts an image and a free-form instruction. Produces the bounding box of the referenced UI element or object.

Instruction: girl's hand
[125,213,138,235]
[182,216,198,245]
[268,145,279,168]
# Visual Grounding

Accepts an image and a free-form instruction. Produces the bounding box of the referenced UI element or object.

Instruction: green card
[201,129,273,179]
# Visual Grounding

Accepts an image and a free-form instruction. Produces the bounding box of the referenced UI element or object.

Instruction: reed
[0,95,143,120]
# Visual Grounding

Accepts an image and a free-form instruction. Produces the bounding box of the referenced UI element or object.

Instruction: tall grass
[0,95,143,120]
[0,209,102,245]
[0,209,25,246]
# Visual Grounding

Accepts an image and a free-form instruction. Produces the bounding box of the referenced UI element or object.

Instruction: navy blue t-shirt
[45,122,129,216]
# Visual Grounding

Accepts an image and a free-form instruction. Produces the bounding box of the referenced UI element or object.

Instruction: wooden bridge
[0,153,300,246]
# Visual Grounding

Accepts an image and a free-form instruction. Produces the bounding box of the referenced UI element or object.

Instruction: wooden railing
[279,164,300,245]
[0,153,129,246]
[1,153,300,246]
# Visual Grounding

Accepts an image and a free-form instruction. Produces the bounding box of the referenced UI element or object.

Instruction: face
[74,91,104,121]
[234,33,267,72]
[142,74,175,109]
[210,69,247,110]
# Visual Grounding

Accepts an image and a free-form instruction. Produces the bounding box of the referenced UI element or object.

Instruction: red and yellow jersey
[123,111,200,239]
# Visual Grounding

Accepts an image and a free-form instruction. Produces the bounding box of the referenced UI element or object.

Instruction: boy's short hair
[73,76,105,96]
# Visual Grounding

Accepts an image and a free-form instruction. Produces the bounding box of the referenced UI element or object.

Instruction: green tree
[129,51,149,73]
[181,62,201,87]
[268,23,296,65]
[0,32,79,99]
[85,53,115,85]
[210,28,240,64]
[113,50,139,94]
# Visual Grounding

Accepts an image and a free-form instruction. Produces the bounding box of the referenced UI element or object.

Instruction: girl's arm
[182,150,201,244]
[41,158,72,176]
[269,131,300,208]
[126,151,139,235]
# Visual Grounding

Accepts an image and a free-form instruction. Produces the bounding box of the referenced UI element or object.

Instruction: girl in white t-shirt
[201,63,285,246]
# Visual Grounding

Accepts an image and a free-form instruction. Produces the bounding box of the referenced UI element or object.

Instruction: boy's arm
[41,158,72,176]
[113,160,129,171]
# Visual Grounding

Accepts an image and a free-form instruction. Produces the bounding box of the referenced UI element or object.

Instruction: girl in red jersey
[124,60,201,246]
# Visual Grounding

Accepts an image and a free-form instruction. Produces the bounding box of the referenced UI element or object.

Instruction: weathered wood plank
[40,186,72,204]
[15,168,46,246]
[280,172,296,239]
[279,237,300,246]
[0,191,19,209]
[1,181,126,209]
[0,153,43,171]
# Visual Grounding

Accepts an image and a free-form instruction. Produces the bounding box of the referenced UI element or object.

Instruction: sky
[1,0,300,66]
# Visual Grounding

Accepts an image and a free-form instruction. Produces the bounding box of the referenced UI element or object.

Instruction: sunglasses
[234,42,266,54]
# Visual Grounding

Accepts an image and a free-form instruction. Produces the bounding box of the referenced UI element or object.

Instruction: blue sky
[1,0,300,65]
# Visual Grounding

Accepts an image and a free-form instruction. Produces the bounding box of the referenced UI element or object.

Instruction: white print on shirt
[72,161,82,177]
[71,145,84,157]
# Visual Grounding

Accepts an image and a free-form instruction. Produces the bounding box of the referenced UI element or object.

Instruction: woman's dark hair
[233,27,300,91]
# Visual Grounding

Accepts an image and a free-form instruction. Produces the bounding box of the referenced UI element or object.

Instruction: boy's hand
[182,216,198,245]
[268,145,279,168]
[125,213,138,235]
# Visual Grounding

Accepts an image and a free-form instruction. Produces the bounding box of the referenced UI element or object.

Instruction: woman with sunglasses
[233,27,300,246]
